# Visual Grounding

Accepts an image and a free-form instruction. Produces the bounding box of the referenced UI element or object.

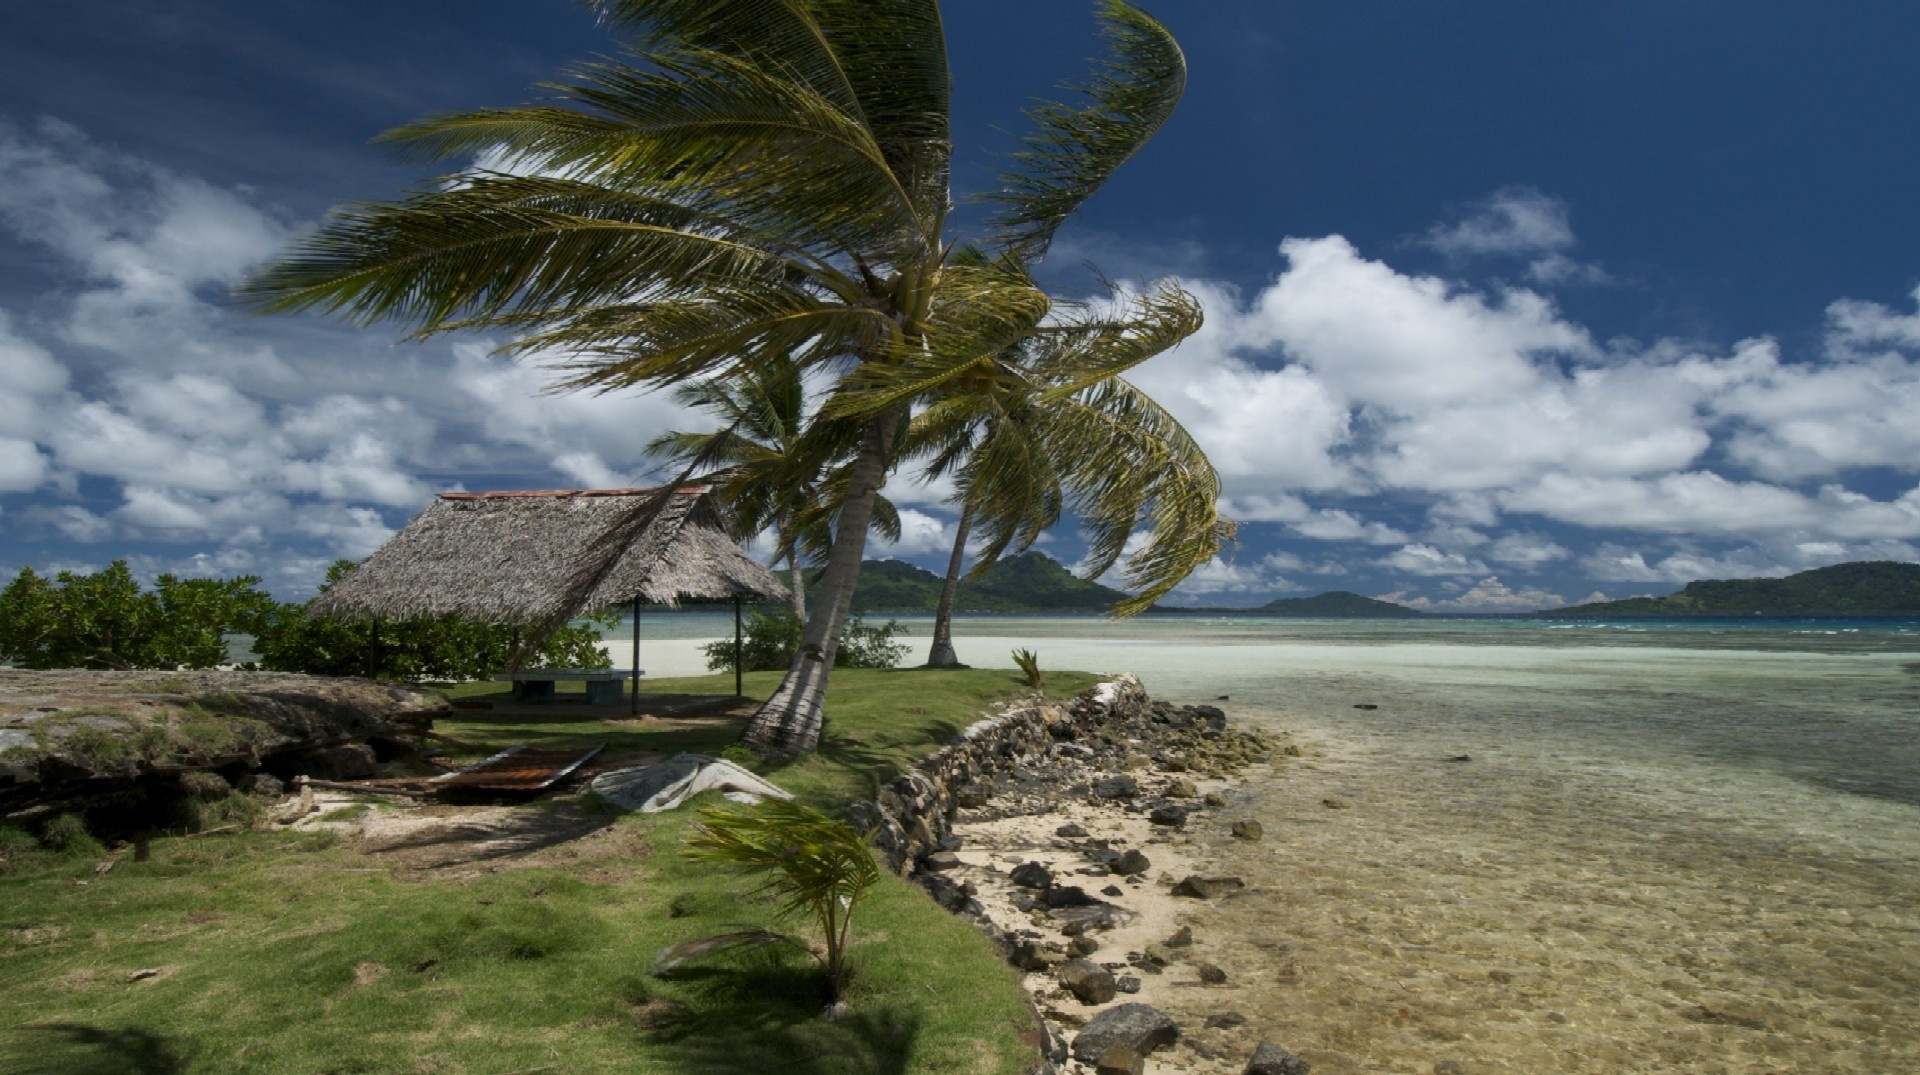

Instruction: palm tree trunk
[744,410,900,752]
[785,538,807,621]
[924,502,974,668]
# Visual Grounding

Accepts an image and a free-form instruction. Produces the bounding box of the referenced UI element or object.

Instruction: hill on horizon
[839,552,1127,613]
[1253,590,1425,617]
[1550,560,1920,616]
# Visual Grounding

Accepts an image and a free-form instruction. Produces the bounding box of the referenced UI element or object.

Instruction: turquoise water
[626,612,1920,1072]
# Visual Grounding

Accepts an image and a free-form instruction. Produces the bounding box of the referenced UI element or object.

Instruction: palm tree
[238,0,1213,753]
[911,280,1224,666]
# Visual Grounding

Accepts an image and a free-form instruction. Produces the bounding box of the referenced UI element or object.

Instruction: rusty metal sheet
[432,742,605,793]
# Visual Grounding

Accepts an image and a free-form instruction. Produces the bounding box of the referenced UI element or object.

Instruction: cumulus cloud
[1420,186,1608,286]
[1379,544,1489,576]
[1394,576,1567,612]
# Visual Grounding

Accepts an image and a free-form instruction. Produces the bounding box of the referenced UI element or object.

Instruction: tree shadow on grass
[639,963,920,1075]
[17,1024,186,1075]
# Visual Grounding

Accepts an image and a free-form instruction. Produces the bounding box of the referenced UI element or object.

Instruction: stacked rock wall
[845,674,1149,876]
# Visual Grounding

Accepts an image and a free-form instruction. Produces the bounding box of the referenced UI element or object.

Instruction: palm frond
[984,0,1187,260]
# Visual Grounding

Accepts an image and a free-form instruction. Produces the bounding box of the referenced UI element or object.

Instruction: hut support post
[630,596,641,716]
[734,595,744,697]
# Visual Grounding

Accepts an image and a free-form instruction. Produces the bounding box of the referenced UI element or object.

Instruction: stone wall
[845,674,1149,876]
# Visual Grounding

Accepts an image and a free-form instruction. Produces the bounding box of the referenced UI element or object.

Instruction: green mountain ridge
[1550,560,1920,616]
[1253,590,1426,617]
[842,552,1127,612]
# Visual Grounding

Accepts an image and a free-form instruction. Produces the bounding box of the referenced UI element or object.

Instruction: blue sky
[4,1,1919,610]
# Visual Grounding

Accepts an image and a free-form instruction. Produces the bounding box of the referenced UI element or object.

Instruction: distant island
[1548,561,1920,616]
[843,552,1126,612]
[832,554,1427,616]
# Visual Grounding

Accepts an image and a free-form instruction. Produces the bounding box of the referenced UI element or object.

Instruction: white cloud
[1503,473,1920,540]
[1379,544,1489,576]
[1399,576,1566,612]
[1424,187,1576,259]
[1487,532,1569,567]
[1166,552,1302,597]
[868,508,954,558]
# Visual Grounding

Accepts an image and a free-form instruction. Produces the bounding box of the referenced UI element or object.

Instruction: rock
[1071,935,1101,956]
[1120,754,1153,772]
[1164,926,1193,947]
[1115,975,1142,994]
[1230,820,1264,841]
[1112,849,1152,876]
[1092,775,1139,800]
[1172,875,1245,900]
[1044,885,1097,909]
[1057,958,1118,1005]
[1071,1003,1179,1065]
[1147,804,1189,827]
[937,831,964,852]
[1141,943,1178,967]
[1203,792,1228,808]
[1093,1045,1145,1075]
[922,851,962,871]
[1204,1011,1247,1029]
[954,783,990,809]
[1196,962,1228,984]
[1321,795,1347,810]
[1101,885,1124,897]
[1353,703,1378,710]
[1056,822,1089,838]
[1051,903,1123,934]
[1244,1040,1311,1074]
[1446,754,1472,763]
[1011,861,1054,889]
[1011,940,1064,971]
[1163,778,1197,798]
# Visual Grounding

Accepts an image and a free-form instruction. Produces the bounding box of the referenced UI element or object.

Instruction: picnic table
[493,668,636,704]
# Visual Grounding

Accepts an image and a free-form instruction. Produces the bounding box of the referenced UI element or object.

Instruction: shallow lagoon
[623,613,1920,1072]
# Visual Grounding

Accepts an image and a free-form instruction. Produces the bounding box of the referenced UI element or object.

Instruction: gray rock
[1164,926,1194,947]
[1093,1045,1144,1075]
[1092,775,1139,799]
[1147,804,1188,827]
[1203,791,1229,808]
[1163,778,1197,798]
[1172,875,1244,899]
[1057,958,1118,1005]
[1204,1011,1246,1029]
[1010,861,1054,889]
[1055,822,1089,838]
[1115,974,1142,994]
[922,850,962,871]
[1011,940,1063,971]
[1196,962,1228,984]
[1112,849,1152,876]
[1244,1040,1311,1074]
[1070,935,1101,956]
[1230,819,1264,841]
[1071,1003,1179,1064]
[1043,885,1097,908]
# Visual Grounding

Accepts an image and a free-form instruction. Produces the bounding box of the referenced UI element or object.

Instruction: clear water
[628,613,1920,1073]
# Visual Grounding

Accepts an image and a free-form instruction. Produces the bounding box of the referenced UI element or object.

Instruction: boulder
[1112,849,1152,876]
[1163,778,1197,798]
[1172,875,1244,900]
[1057,958,1118,1005]
[1010,861,1054,889]
[1147,804,1189,827]
[1244,1040,1311,1074]
[1230,819,1264,841]
[1071,1003,1179,1065]
[1091,775,1138,800]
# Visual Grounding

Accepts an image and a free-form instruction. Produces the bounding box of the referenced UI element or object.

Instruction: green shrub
[39,813,104,857]
[1011,648,1044,691]
[703,607,909,673]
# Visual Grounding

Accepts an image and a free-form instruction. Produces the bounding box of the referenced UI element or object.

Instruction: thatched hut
[309,487,786,702]
[311,487,784,623]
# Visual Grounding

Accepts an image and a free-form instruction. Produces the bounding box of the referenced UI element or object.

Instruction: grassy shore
[1,667,1099,1075]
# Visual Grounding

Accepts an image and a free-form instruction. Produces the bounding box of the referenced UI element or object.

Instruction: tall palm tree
[911,281,1225,666]
[238,0,1211,753]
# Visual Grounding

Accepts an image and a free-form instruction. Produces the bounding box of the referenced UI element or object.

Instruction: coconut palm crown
[238,0,1218,752]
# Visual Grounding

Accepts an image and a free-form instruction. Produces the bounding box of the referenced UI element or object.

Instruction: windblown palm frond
[985,0,1188,261]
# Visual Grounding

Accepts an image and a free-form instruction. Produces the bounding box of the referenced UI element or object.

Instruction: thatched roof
[308,487,787,624]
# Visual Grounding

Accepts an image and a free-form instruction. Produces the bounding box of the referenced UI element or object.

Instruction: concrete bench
[493,669,637,705]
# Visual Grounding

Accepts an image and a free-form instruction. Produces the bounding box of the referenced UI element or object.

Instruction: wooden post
[734,594,744,697]
[630,595,641,716]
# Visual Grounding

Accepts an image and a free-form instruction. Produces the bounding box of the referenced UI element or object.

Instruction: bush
[702,608,908,673]
[252,560,615,681]
[39,813,104,857]
[0,562,275,670]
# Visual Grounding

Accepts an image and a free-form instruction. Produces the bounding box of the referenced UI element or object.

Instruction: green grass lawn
[0,667,1098,1075]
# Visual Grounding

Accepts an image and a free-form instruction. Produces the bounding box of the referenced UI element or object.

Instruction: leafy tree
[238,0,1219,753]
[253,560,613,681]
[0,562,275,670]
[700,606,907,674]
